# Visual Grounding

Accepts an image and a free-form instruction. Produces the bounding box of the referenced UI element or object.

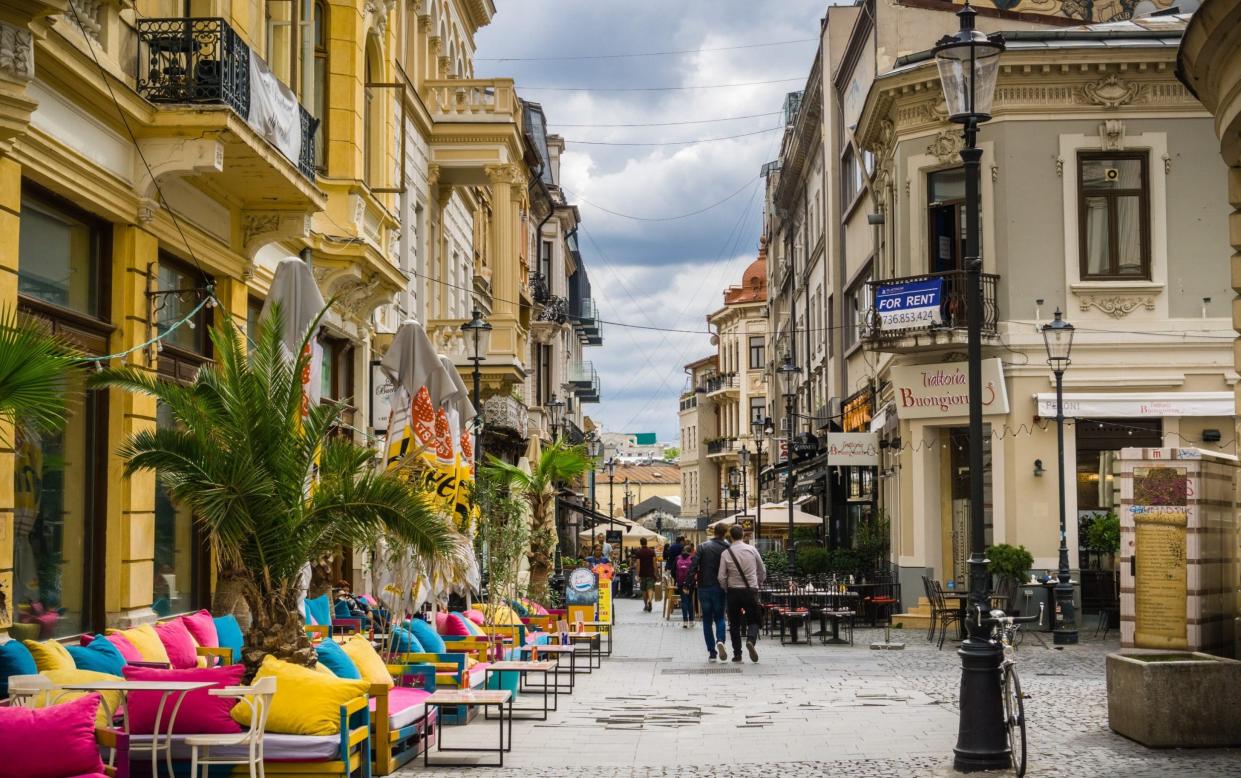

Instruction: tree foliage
[0,307,81,443]
[986,543,1035,585]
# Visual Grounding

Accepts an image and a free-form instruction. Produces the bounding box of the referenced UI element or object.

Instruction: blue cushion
[213,615,244,664]
[406,617,445,654]
[333,600,354,620]
[390,626,423,654]
[315,638,361,679]
[508,599,529,617]
[303,594,331,626]
[0,639,37,697]
[66,635,125,676]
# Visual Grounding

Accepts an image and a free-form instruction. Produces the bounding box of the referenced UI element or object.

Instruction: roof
[631,495,682,519]
[723,237,769,305]
[596,461,680,484]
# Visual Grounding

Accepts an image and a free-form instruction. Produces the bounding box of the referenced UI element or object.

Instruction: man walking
[718,524,766,663]
[663,535,684,577]
[633,536,657,612]
[689,524,731,661]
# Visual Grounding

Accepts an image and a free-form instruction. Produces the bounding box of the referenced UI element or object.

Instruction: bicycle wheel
[1003,664,1027,776]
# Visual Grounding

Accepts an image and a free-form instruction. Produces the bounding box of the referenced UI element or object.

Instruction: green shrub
[987,543,1034,585]
[796,546,830,576]
[762,549,790,577]
[828,548,862,577]
[1084,512,1120,555]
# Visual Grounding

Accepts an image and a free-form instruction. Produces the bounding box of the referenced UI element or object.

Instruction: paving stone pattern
[401,598,1241,777]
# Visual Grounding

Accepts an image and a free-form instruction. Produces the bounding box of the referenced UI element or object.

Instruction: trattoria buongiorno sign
[889,358,1010,420]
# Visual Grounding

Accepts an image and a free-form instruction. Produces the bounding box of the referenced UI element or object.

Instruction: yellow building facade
[0,0,533,637]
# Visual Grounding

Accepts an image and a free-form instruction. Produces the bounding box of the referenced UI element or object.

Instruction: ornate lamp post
[752,415,773,541]
[605,456,618,536]
[778,355,799,568]
[934,4,1006,771]
[739,445,750,518]
[728,467,741,515]
[544,394,565,441]
[1042,308,1078,646]
[461,308,491,465]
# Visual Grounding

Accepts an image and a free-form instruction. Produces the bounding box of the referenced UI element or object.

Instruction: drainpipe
[300,247,312,267]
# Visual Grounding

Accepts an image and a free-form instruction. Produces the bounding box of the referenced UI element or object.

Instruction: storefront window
[18,195,103,317]
[13,381,99,638]
[156,257,209,354]
[152,403,196,617]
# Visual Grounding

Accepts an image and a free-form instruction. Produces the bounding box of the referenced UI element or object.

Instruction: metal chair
[930,581,964,650]
[186,676,277,778]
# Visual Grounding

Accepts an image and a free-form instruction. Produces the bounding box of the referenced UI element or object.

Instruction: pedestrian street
[400,597,1241,777]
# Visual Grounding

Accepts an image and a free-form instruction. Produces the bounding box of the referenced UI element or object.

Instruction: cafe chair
[186,676,277,778]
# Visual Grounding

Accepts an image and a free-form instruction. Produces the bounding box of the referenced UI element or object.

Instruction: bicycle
[975,602,1043,776]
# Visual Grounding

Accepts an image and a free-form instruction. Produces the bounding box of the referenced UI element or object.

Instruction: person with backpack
[690,524,731,661]
[675,542,696,628]
[717,524,766,663]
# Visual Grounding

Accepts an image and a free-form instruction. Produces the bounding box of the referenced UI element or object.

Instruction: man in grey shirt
[717,524,766,663]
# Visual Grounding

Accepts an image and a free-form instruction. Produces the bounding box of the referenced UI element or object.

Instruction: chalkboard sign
[605,530,623,545]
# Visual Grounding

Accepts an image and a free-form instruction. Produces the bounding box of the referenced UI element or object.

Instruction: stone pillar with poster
[1117,448,1239,656]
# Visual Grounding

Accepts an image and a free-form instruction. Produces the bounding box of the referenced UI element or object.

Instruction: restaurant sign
[890,358,1009,420]
[826,432,879,466]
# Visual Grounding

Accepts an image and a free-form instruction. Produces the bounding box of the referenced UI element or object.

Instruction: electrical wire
[564,126,782,147]
[562,177,759,222]
[518,76,806,93]
[476,38,818,62]
[551,111,784,128]
[79,291,215,364]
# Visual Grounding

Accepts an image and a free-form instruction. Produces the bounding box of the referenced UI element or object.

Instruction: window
[156,256,210,355]
[827,295,834,356]
[153,402,197,616]
[539,239,552,282]
[312,0,328,171]
[842,149,859,206]
[927,167,966,274]
[1078,153,1150,279]
[364,41,381,187]
[750,397,766,426]
[246,296,264,349]
[18,194,105,317]
[749,335,765,370]
[845,266,872,351]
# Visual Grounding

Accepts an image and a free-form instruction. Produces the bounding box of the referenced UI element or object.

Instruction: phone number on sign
[880,309,939,326]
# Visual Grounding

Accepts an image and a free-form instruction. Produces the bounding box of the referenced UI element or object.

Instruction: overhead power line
[552,110,784,128]
[477,38,818,62]
[564,125,781,147]
[562,177,759,222]
[519,76,805,93]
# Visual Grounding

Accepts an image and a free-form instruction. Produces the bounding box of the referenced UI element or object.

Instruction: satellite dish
[710,334,719,345]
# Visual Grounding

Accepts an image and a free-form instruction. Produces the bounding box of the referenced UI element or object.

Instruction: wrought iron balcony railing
[536,294,569,324]
[863,269,999,347]
[529,272,550,305]
[706,437,736,455]
[136,18,318,180]
[482,395,528,438]
[704,373,738,394]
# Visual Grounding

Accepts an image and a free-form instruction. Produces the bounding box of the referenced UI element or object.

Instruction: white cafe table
[59,679,215,778]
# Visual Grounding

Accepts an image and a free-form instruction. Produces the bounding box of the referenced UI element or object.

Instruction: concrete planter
[1107,652,1241,747]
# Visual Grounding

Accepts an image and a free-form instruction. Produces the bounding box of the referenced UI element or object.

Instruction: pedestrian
[675,542,696,628]
[664,535,684,577]
[633,536,657,612]
[689,524,731,661]
[598,532,614,561]
[717,524,766,663]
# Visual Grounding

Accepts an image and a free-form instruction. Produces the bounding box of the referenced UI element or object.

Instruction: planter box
[1107,652,1241,747]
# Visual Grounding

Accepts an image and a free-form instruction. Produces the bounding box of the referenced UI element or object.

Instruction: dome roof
[724,237,768,305]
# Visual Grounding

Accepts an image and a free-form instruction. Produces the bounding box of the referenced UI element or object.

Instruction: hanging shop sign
[1034,392,1233,419]
[565,568,599,606]
[875,277,943,331]
[842,387,874,433]
[826,432,880,466]
[890,358,1010,420]
[370,360,395,433]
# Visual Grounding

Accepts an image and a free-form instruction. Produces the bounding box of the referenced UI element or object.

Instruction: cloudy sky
[476,1,825,443]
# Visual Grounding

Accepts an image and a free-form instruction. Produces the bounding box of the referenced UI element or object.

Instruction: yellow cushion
[232,655,369,736]
[106,624,170,664]
[339,635,393,688]
[40,668,123,727]
[314,661,336,677]
[481,603,523,626]
[23,639,74,672]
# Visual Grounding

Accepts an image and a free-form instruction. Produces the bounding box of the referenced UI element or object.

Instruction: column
[0,157,18,633]
[485,163,524,357]
[105,226,160,626]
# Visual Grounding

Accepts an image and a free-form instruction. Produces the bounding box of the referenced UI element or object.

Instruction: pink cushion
[181,610,218,648]
[442,614,471,637]
[81,632,144,663]
[433,612,450,634]
[463,609,485,626]
[0,693,105,778]
[154,619,200,669]
[122,664,244,735]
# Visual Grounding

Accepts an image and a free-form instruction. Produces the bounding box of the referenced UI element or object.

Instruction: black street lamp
[739,445,750,521]
[544,394,565,441]
[778,355,799,568]
[461,308,492,465]
[752,415,773,541]
[1043,308,1078,646]
[934,4,1006,771]
[605,456,618,537]
[728,467,741,515]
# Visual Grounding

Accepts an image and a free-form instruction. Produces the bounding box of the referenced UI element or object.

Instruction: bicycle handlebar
[975,602,1045,628]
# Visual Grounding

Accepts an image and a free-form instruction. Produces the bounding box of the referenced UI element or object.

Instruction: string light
[78,290,215,365]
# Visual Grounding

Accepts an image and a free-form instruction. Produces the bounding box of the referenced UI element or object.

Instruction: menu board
[1132,467,1189,649]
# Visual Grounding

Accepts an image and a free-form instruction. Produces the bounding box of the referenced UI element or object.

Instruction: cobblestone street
[406,598,1241,777]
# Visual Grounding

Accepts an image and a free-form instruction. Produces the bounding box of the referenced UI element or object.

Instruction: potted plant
[1084,511,1120,569]
[986,543,1034,614]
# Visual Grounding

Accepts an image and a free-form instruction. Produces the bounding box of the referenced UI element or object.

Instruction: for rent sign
[890,358,1010,420]
[875,277,943,331]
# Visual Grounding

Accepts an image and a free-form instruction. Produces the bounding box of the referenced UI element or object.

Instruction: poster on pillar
[889,358,1010,420]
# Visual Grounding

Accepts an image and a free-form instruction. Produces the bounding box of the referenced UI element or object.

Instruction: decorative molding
[1082,74,1144,110]
[1099,119,1126,152]
[136,197,158,224]
[1162,153,1171,174]
[991,164,998,184]
[0,22,34,84]
[484,163,524,186]
[1055,157,1064,177]
[241,210,311,259]
[926,130,963,164]
[133,137,224,200]
[364,0,396,36]
[67,0,103,43]
[1078,294,1156,318]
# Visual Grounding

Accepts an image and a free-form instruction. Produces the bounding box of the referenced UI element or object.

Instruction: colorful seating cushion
[333,599,355,620]
[124,732,342,762]
[39,669,123,727]
[462,608,485,626]
[0,693,105,778]
[370,686,432,731]
[212,615,244,664]
[22,639,75,673]
[339,635,392,688]
[81,632,144,663]
[66,636,126,677]
[123,664,245,735]
[483,603,524,626]
[406,617,446,654]
[314,638,361,680]
[508,599,529,617]
[455,614,486,638]
[303,594,332,626]
[233,655,368,736]
[523,599,550,616]
[153,618,200,669]
[0,639,37,697]
[180,610,219,648]
[440,613,471,637]
[390,626,423,654]
[106,624,171,664]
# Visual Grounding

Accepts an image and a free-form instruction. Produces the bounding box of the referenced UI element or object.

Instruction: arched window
[364,38,381,186]
[313,0,328,172]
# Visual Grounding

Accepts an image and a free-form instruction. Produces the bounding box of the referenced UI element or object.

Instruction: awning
[1034,392,1233,419]
[709,502,823,530]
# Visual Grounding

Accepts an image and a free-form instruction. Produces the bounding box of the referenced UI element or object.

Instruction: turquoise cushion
[66,635,126,676]
[303,594,331,626]
[333,600,354,620]
[315,639,361,680]
[508,599,529,617]
[391,626,423,654]
[212,615,244,664]
[406,618,445,654]
[0,639,37,697]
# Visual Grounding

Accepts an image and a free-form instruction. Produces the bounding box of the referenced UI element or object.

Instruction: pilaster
[485,163,523,357]
[0,157,17,631]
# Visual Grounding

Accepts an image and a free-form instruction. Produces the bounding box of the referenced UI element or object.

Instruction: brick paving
[402,598,1241,777]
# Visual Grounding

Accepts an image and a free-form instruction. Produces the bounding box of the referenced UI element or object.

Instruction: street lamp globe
[933,4,1005,123]
[460,308,492,359]
[728,468,741,488]
[604,456,617,479]
[777,354,799,400]
[751,415,766,438]
[1041,307,1075,374]
[544,394,565,436]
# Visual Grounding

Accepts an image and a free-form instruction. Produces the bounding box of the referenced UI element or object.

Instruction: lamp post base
[954,554,1009,772]
[1053,581,1078,645]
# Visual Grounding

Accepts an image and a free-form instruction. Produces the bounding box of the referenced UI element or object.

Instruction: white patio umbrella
[709,502,824,531]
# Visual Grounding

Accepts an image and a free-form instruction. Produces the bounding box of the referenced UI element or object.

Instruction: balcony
[705,437,737,457]
[536,295,570,325]
[482,395,529,439]
[862,270,999,354]
[574,298,603,346]
[135,18,324,214]
[424,78,520,124]
[562,418,587,445]
[529,272,550,305]
[704,372,739,396]
[570,361,601,403]
[422,78,524,187]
